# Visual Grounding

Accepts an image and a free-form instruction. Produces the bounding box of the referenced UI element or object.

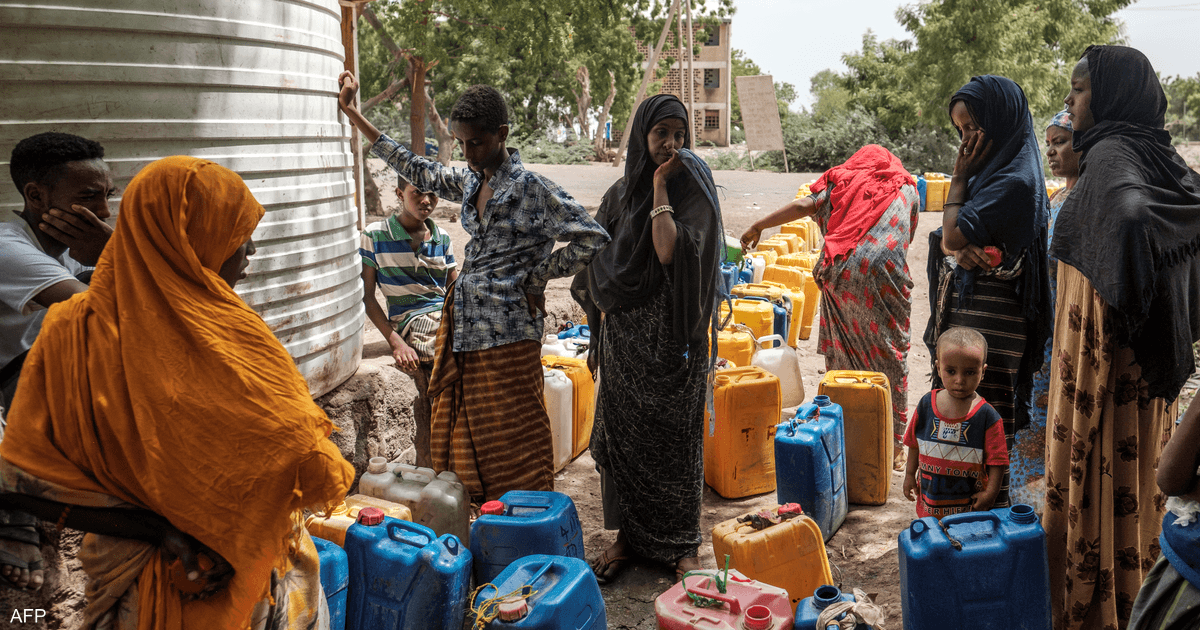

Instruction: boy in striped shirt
[361,177,458,468]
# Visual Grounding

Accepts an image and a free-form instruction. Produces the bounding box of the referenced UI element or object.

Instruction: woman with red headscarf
[742,145,920,467]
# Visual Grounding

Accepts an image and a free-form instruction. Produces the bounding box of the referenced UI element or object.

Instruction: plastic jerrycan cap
[357,507,385,526]
[480,501,506,516]
[742,604,774,630]
[497,595,530,622]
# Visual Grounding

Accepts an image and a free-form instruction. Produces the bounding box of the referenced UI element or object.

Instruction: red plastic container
[655,569,793,630]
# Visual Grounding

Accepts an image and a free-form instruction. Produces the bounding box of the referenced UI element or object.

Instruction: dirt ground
[366,156,938,627]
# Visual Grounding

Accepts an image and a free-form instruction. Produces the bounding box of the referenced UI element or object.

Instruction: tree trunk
[593,70,617,161]
[409,56,427,157]
[426,86,456,167]
[571,65,592,141]
[362,167,383,217]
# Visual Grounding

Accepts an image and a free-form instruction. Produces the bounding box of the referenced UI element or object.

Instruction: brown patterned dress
[1044,262,1176,630]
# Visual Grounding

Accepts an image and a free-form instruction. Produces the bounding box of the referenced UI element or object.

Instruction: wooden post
[684,0,695,138]
[676,4,684,103]
[410,56,426,157]
[613,0,680,168]
[340,2,365,229]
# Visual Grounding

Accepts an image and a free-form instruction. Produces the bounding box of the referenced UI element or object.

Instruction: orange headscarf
[0,156,353,628]
[808,145,911,265]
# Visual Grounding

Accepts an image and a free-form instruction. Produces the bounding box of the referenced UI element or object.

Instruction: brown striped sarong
[427,293,553,501]
[931,266,1032,509]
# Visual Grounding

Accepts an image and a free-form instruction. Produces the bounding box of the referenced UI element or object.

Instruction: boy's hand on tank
[337,71,359,111]
[903,473,918,502]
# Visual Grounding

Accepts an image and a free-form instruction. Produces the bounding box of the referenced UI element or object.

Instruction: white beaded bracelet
[650,205,674,219]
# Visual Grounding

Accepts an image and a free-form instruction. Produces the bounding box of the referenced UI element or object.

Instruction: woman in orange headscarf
[742,145,920,467]
[0,156,353,629]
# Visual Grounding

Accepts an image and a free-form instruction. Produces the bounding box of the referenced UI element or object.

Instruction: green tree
[810,69,851,120]
[1163,74,1200,142]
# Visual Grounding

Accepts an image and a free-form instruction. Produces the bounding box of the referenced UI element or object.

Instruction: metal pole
[613,0,680,168]
[684,0,695,138]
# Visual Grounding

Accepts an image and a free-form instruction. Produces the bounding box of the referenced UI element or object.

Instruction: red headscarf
[808,145,910,265]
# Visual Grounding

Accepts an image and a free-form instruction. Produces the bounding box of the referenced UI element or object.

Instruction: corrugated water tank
[0,0,364,396]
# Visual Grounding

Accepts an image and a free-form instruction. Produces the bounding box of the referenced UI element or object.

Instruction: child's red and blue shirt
[903,390,1009,519]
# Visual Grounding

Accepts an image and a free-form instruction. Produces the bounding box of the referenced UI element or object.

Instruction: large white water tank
[0,0,364,396]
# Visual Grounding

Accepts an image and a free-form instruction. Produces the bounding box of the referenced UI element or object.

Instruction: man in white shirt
[1,132,115,416]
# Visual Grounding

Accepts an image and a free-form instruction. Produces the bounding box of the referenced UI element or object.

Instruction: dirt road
[367,158,940,627]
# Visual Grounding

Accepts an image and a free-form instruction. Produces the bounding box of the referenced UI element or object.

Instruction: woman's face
[398,183,438,223]
[218,237,256,289]
[950,101,984,144]
[647,118,688,166]
[1065,59,1094,133]
[1045,126,1080,178]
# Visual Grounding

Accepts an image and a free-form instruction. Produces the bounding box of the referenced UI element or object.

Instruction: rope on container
[469,583,540,630]
[682,555,731,608]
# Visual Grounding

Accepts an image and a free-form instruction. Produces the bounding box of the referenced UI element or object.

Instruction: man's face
[452,120,508,175]
[26,158,115,229]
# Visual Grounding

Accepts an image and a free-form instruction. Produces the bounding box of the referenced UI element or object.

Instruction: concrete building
[635,18,733,147]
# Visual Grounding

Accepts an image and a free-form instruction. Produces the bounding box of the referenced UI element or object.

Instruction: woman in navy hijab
[924,75,1052,510]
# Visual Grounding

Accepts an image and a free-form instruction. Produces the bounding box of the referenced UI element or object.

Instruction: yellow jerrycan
[305,494,413,546]
[719,299,775,342]
[762,264,805,293]
[817,370,893,505]
[779,220,811,253]
[711,505,833,606]
[771,232,802,254]
[757,238,790,257]
[731,283,803,348]
[749,248,778,268]
[715,323,756,369]
[704,367,781,499]
[541,355,596,459]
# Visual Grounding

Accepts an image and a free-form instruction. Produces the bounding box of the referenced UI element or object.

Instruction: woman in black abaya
[571,94,723,584]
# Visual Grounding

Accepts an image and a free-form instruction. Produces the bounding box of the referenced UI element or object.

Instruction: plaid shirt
[371,134,609,352]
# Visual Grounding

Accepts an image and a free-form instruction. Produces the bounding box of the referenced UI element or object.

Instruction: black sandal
[0,512,44,591]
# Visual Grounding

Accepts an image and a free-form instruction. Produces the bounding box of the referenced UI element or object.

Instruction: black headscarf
[1051,45,1200,402]
[571,94,724,355]
[939,75,1050,316]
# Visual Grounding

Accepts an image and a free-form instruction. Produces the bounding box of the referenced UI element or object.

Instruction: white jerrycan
[542,367,574,471]
[751,334,805,408]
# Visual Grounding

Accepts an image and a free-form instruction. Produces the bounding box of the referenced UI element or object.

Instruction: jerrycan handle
[683,576,740,614]
[755,334,785,350]
[394,464,433,484]
[387,520,433,548]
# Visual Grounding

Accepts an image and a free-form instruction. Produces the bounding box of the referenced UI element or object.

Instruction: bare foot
[0,528,44,591]
[675,555,702,582]
[590,530,632,585]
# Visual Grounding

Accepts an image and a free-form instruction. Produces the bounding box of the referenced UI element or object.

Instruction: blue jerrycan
[344,508,472,630]
[470,490,585,586]
[557,322,591,341]
[312,535,348,630]
[775,395,848,541]
[794,585,872,630]
[898,504,1051,630]
[472,555,606,629]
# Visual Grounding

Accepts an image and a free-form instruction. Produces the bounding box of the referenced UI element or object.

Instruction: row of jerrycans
[704,371,893,542]
[656,572,871,630]
[307,488,601,630]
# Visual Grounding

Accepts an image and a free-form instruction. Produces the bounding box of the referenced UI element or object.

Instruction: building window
[705,110,720,130]
[704,26,720,46]
[704,69,719,89]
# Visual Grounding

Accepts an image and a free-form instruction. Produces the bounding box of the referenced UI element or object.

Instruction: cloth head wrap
[808,144,911,266]
[0,156,353,628]
[572,94,724,355]
[1051,45,1200,401]
[1047,109,1073,133]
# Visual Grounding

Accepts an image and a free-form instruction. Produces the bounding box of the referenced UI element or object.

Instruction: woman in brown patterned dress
[1045,45,1200,630]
